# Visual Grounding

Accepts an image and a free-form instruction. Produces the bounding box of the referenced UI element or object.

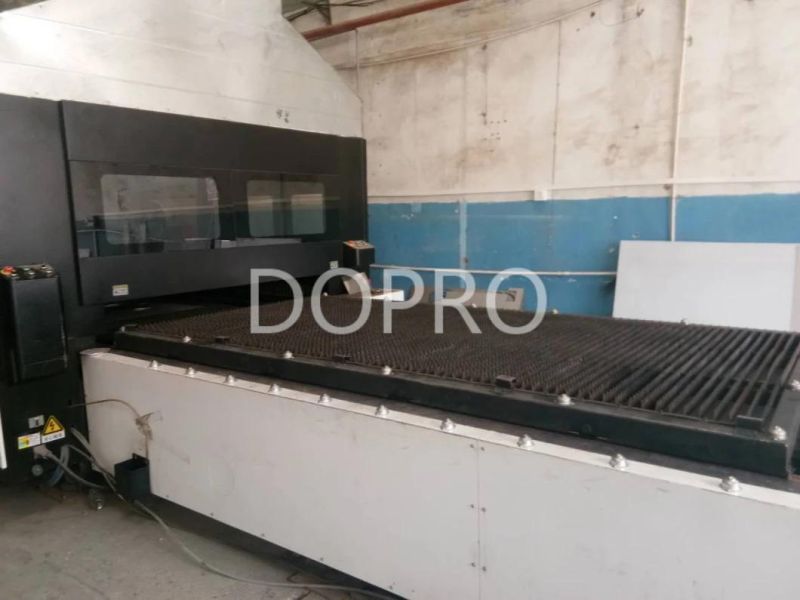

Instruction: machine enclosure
[0,92,368,481]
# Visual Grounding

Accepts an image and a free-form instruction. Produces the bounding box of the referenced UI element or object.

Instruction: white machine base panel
[82,350,800,600]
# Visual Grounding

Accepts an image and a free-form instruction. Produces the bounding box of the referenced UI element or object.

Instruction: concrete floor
[0,484,375,600]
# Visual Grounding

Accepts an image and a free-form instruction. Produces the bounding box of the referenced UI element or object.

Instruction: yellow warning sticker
[18,432,41,450]
[41,416,66,443]
[43,416,63,435]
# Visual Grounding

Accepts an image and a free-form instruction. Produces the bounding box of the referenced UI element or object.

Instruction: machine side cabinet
[0,265,67,383]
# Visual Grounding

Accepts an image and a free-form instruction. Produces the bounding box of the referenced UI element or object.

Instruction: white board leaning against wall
[613,241,800,331]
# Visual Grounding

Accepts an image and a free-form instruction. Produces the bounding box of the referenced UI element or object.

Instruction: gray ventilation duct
[0,0,361,135]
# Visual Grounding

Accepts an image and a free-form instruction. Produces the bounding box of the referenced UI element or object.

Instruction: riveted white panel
[83,350,800,599]
[82,351,479,600]
[477,442,800,600]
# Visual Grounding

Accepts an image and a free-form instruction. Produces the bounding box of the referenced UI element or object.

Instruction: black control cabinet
[0,265,67,383]
[0,95,82,483]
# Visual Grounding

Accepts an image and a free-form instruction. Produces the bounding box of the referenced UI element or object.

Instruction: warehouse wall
[0,0,361,136]
[300,0,800,314]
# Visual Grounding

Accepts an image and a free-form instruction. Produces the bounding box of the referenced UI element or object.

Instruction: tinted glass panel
[245,178,326,238]
[77,174,220,257]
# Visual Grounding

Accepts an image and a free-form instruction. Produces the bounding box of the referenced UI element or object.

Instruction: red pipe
[303,0,469,42]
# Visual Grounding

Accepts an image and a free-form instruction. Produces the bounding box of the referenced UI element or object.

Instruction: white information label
[18,432,42,450]
[41,430,66,444]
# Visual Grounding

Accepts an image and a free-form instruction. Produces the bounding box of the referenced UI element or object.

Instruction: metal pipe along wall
[304,0,470,42]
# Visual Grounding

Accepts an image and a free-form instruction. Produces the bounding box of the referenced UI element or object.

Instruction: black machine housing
[0,92,368,482]
[0,264,67,383]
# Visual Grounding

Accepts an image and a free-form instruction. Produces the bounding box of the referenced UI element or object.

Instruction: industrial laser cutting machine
[3,91,800,600]
[0,91,368,480]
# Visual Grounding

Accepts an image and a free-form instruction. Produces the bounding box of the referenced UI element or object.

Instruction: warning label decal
[18,432,41,450]
[41,416,66,443]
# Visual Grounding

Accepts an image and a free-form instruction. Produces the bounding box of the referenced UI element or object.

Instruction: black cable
[35,447,105,490]
[135,501,396,600]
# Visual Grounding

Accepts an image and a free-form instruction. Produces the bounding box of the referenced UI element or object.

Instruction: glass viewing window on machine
[75,174,221,257]
[243,178,327,240]
[73,169,338,258]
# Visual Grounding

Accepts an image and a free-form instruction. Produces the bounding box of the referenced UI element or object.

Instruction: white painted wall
[0,0,362,136]
[299,0,800,200]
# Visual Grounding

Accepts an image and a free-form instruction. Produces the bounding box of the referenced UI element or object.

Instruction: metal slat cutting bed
[114,297,800,477]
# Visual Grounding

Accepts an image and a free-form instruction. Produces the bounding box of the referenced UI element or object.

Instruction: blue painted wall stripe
[464,197,669,271]
[677,194,800,243]
[368,193,800,316]
[369,202,461,268]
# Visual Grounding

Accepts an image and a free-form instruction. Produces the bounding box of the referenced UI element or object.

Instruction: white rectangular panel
[478,442,800,600]
[613,240,800,330]
[82,351,479,600]
[83,350,800,599]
